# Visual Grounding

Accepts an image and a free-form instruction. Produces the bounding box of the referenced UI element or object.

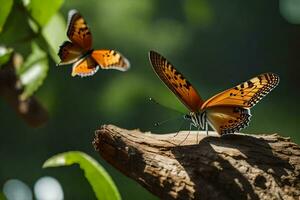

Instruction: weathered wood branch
[93,124,300,200]
[0,53,48,127]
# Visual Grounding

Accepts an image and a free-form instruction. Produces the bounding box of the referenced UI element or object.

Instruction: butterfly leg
[171,120,185,139]
[206,120,209,136]
[196,125,201,144]
[178,123,192,146]
[167,120,185,144]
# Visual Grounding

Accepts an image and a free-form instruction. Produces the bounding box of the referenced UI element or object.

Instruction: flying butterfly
[57,9,130,77]
[148,50,279,135]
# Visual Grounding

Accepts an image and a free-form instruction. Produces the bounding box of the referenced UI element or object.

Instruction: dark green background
[1,0,299,199]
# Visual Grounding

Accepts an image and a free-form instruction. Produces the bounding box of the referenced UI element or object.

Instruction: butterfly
[57,9,130,77]
[148,50,280,135]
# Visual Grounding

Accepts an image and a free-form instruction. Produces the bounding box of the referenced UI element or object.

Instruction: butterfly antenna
[149,97,183,115]
[153,115,182,127]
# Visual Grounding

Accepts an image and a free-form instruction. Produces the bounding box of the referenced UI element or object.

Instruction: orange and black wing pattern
[149,51,204,112]
[57,41,83,65]
[67,9,92,50]
[72,56,99,77]
[201,73,280,110]
[57,10,131,77]
[57,9,91,66]
[206,106,251,135]
[91,50,130,71]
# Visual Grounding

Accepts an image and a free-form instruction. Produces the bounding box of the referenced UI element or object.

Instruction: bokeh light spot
[280,0,300,24]
[34,176,63,200]
[3,179,33,200]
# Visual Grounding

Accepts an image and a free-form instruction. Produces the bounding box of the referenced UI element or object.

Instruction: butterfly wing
[149,50,204,112]
[57,41,84,65]
[206,106,251,135]
[201,73,280,110]
[67,9,92,50]
[91,50,130,71]
[72,56,99,77]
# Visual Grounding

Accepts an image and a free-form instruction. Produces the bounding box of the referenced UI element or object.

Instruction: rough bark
[0,53,48,127]
[93,124,300,200]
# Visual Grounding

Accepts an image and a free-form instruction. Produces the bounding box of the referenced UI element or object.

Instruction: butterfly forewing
[58,41,83,65]
[206,106,251,135]
[149,51,204,112]
[91,50,130,71]
[72,56,99,77]
[201,73,280,110]
[67,10,92,51]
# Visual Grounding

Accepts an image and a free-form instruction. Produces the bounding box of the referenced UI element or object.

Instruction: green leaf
[19,42,48,100]
[42,13,66,63]
[0,46,13,68]
[0,0,13,32]
[26,0,64,26]
[43,151,121,200]
[0,5,34,57]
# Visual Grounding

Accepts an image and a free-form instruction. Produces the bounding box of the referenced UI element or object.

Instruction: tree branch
[0,53,48,127]
[93,124,300,200]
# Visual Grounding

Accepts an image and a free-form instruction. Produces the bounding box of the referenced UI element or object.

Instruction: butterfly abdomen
[83,49,94,57]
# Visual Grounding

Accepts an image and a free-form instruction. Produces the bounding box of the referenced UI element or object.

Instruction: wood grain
[93,124,300,200]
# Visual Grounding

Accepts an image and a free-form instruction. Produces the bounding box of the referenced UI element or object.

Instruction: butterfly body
[184,111,206,129]
[58,10,130,77]
[82,49,94,57]
[149,50,279,135]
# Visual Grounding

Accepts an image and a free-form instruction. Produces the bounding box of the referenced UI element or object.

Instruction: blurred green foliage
[0,47,12,67]
[0,192,7,200]
[0,0,13,32]
[44,151,121,200]
[18,43,48,100]
[26,0,64,26]
[0,0,65,100]
[184,0,213,26]
[1,0,300,199]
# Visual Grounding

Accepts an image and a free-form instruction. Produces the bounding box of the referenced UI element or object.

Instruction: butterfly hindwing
[149,51,204,112]
[72,56,99,77]
[201,73,280,109]
[67,9,92,50]
[91,50,130,71]
[206,106,251,135]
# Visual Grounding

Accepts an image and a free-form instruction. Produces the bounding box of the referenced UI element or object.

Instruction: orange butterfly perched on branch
[148,50,280,135]
[57,10,130,77]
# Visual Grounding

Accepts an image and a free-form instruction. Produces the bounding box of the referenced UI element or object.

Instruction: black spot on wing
[246,73,279,107]
[220,107,251,135]
[247,81,254,88]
